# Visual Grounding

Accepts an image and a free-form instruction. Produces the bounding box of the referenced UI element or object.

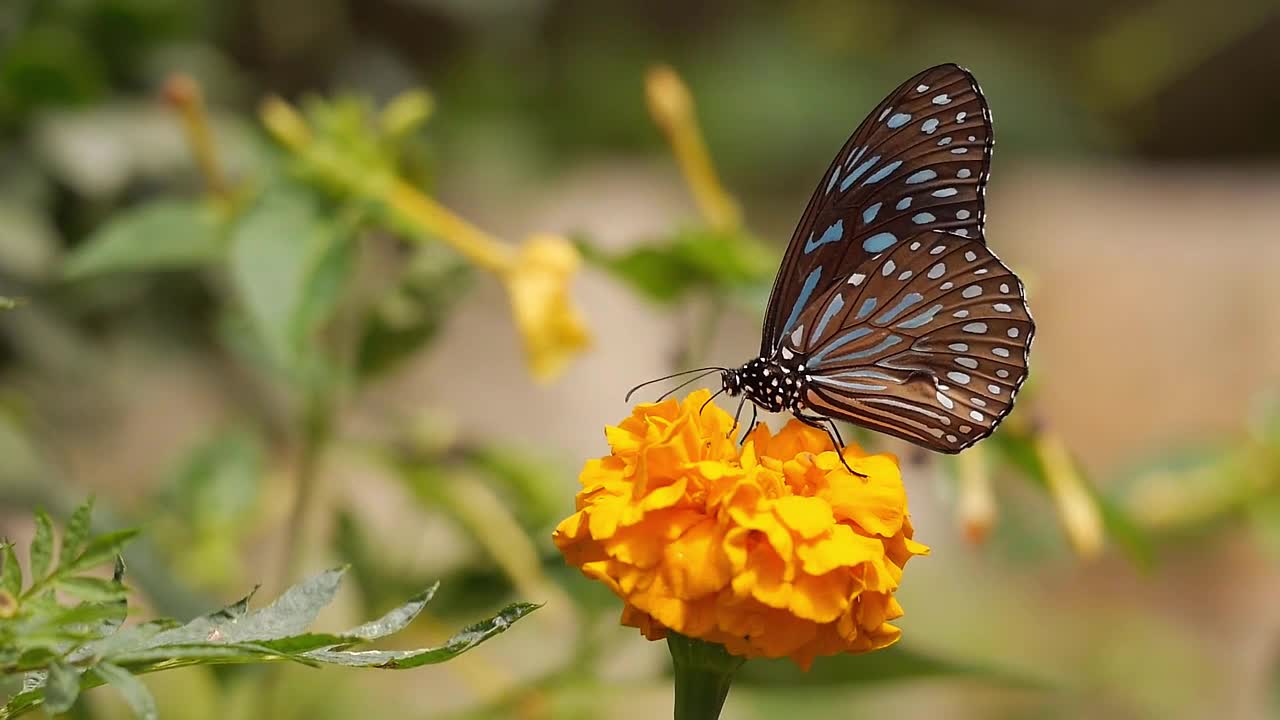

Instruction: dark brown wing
[761,64,995,359]
[783,231,1033,453]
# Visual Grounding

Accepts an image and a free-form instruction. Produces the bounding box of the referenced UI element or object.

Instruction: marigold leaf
[55,576,128,603]
[299,601,539,668]
[60,497,94,567]
[1,542,22,596]
[43,659,81,713]
[28,510,55,582]
[92,662,157,720]
[62,529,140,575]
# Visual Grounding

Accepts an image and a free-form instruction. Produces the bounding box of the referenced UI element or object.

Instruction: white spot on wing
[963,322,988,334]
[849,273,866,286]
[947,371,971,384]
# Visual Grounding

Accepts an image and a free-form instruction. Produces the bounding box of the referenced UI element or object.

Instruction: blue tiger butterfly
[631,64,1034,461]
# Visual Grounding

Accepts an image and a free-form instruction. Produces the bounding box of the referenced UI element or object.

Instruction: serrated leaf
[300,601,539,668]
[60,498,94,567]
[43,659,80,713]
[55,576,127,602]
[144,568,343,648]
[339,583,438,642]
[62,529,139,575]
[29,511,55,582]
[93,663,157,720]
[2,542,21,596]
[63,200,224,279]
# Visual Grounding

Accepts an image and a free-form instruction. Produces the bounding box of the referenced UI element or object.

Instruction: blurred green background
[2,0,1280,718]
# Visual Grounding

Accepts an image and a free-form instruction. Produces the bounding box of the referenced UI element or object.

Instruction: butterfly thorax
[722,357,809,414]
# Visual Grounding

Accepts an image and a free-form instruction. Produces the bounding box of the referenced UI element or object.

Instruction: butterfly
[631,64,1034,461]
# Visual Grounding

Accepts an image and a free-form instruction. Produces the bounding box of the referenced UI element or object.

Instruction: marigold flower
[553,389,928,670]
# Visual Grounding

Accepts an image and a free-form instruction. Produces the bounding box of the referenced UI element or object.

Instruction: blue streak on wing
[804,220,844,254]
[863,232,897,252]
[824,335,903,363]
[862,202,882,224]
[815,377,887,392]
[809,327,871,364]
[862,159,903,186]
[811,294,846,343]
[905,169,937,184]
[841,155,881,191]
[896,303,944,329]
[874,292,924,324]
[825,168,840,194]
[779,266,822,342]
[895,197,912,210]
[887,112,912,129]
[855,297,878,321]
[829,369,899,382]
[912,212,936,224]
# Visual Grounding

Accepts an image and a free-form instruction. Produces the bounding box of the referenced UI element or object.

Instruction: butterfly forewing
[761,63,994,357]
[788,231,1033,452]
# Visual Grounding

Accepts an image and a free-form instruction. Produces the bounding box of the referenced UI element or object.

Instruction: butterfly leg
[738,404,759,447]
[796,413,866,478]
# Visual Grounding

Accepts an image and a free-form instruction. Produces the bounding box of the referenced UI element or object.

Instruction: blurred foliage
[0,501,537,719]
[1,0,1279,718]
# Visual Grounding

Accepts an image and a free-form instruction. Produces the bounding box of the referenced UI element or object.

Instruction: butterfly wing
[761,63,994,358]
[786,231,1033,453]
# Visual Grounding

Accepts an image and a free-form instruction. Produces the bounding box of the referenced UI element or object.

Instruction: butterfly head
[723,358,807,414]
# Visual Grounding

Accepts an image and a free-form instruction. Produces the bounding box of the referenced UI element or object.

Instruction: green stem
[279,385,334,584]
[667,633,745,720]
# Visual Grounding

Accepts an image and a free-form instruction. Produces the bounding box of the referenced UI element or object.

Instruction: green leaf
[62,529,139,575]
[142,568,342,648]
[60,498,94,567]
[54,576,127,603]
[1,542,21,596]
[356,251,472,378]
[63,200,224,279]
[229,189,354,370]
[339,583,438,642]
[734,644,1053,690]
[43,659,80,713]
[577,228,773,305]
[29,511,55,583]
[92,662,157,720]
[300,601,540,668]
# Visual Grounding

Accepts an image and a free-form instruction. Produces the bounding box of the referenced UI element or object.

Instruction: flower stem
[645,65,740,231]
[163,74,230,199]
[667,633,745,720]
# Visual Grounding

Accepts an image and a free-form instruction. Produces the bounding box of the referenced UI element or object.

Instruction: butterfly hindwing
[785,231,1033,453]
[761,64,994,357]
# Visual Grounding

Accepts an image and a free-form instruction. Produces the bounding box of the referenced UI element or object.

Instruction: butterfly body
[721,63,1034,455]
[721,357,809,414]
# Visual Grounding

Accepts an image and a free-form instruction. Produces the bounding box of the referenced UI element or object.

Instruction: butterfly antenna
[656,369,724,402]
[698,387,727,416]
[624,366,727,403]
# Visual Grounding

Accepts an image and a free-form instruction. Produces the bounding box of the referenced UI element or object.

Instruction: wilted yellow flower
[501,234,592,383]
[553,390,928,670]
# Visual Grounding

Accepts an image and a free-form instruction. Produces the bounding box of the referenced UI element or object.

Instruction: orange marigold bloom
[553,389,929,670]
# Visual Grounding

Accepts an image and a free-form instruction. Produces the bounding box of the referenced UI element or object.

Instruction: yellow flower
[553,389,928,670]
[260,96,593,383]
[501,234,592,383]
